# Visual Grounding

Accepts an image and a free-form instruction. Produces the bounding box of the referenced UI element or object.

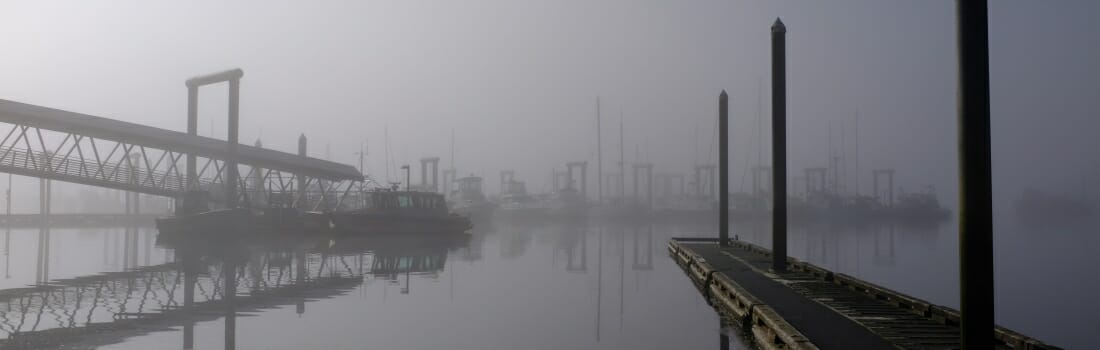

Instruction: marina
[0,0,1096,349]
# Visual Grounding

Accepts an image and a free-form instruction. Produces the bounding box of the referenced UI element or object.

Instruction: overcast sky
[2,0,1098,212]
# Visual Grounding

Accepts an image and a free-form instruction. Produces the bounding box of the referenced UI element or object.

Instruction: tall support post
[770,18,788,272]
[186,86,198,189]
[719,91,730,246]
[421,159,428,189]
[185,68,244,206]
[431,159,439,192]
[403,165,410,192]
[226,78,240,208]
[251,139,265,206]
[297,134,307,209]
[957,0,993,347]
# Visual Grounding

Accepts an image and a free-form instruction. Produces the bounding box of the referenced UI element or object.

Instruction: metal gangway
[0,69,365,212]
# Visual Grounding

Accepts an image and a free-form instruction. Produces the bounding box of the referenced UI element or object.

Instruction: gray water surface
[0,216,1090,349]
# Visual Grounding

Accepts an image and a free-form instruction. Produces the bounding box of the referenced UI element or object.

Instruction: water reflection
[0,219,727,350]
[0,227,467,349]
[0,214,1082,348]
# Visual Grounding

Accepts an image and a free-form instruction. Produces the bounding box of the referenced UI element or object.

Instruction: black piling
[956,0,993,348]
[719,91,729,246]
[770,18,788,272]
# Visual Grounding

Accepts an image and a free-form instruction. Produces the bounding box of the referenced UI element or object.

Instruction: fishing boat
[318,190,472,235]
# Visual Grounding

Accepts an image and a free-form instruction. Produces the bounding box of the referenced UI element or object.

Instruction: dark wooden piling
[956,0,993,348]
[719,91,729,246]
[770,18,788,272]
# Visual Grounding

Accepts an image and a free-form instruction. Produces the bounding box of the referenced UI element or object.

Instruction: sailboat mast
[757,77,763,167]
[619,109,625,200]
[596,97,603,204]
[854,110,860,195]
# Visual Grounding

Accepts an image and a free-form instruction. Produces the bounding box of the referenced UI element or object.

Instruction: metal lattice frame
[0,253,367,339]
[0,122,359,211]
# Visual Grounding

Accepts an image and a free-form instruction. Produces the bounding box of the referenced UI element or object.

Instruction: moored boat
[449,176,496,221]
[323,190,472,235]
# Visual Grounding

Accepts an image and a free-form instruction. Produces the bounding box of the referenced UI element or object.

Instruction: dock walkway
[668,238,1058,350]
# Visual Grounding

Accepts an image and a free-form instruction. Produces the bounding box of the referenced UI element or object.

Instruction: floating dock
[668,238,1059,350]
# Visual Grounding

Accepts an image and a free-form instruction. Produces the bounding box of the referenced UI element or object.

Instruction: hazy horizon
[2,0,1098,215]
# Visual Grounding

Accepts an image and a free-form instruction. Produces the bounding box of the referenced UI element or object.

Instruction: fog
[1,1,1099,348]
[2,1,1097,213]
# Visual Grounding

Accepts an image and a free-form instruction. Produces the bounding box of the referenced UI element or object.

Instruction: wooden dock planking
[668,238,1060,350]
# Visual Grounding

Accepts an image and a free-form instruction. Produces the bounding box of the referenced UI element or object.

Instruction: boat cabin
[453,176,487,201]
[362,191,449,215]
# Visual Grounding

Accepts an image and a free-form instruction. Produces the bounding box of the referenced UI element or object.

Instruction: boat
[321,190,472,235]
[495,180,550,220]
[449,176,496,221]
[884,191,950,222]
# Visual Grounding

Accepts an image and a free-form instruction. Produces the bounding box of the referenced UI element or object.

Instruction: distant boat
[495,180,549,220]
[449,176,496,221]
[884,191,950,222]
[320,190,472,235]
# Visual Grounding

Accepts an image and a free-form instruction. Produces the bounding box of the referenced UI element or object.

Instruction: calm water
[0,215,1093,349]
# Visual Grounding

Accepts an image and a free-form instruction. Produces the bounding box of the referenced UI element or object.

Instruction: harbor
[0,0,1097,349]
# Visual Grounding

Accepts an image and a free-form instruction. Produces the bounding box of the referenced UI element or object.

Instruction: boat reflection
[0,229,468,349]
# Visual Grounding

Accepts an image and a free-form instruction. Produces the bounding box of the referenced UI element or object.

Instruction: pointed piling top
[254,138,263,148]
[720,90,728,100]
[772,18,786,33]
[298,133,306,141]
